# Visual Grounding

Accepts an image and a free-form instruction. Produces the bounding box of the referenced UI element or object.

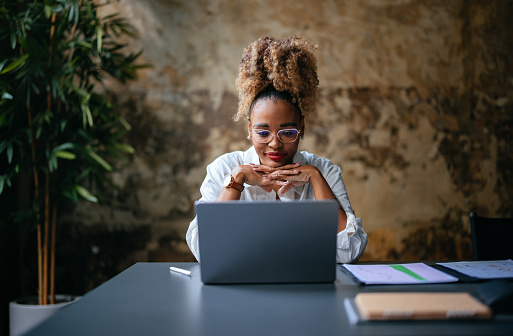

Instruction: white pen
[169,266,192,276]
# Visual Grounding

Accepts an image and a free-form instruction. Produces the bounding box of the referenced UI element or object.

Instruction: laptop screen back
[196,200,338,284]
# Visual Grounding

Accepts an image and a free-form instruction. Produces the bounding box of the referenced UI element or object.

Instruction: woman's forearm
[216,186,242,201]
[309,169,348,232]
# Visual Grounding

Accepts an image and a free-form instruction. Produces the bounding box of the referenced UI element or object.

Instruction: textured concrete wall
[63,0,513,278]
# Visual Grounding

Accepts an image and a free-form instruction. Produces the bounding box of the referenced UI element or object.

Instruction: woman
[186,36,367,263]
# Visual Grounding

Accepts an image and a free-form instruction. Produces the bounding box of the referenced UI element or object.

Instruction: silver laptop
[196,200,339,284]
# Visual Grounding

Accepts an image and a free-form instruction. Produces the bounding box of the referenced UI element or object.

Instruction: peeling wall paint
[61,0,513,280]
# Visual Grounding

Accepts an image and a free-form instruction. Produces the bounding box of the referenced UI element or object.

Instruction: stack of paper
[343,263,459,285]
[437,259,513,279]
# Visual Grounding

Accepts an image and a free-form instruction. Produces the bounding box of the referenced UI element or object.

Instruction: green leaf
[76,167,92,182]
[76,41,93,49]
[20,21,26,37]
[82,104,93,127]
[96,25,102,53]
[52,143,77,166]
[49,155,58,172]
[0,59,8,72]
[74,2,79,25]
[53,142,74,152]
[86,148,112,172]
[1,92,13,100]
[44,5,52,19]
[115,143,134,154]
[43,110,53,124]
[68,3,75,22]
[35,126,42,139]
[10,33,16,50]
[0,54,29,74]
[118,116,131,131]
[63,189,78,203]
[55,151,76,160]
[0,175,5,195]
[75,185,98,203]
[7,143,13,164]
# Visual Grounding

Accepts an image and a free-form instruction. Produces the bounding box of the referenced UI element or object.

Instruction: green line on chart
[389,265,426,281]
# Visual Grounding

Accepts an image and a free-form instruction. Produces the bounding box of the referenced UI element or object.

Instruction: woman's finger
[251,165,274,173]
[270,169,300,175]
[266,171,300,180]
[278,182,295,194]
[277,162,302,170]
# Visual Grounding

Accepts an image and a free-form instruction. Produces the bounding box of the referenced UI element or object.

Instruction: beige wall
[67,0,513,266]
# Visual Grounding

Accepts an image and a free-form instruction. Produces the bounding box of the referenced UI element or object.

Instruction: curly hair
[234,36,319,121]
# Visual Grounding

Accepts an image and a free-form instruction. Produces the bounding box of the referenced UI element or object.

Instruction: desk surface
[25,263,513,336]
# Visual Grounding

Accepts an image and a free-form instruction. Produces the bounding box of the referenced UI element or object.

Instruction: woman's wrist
[306,166,323,185]
[230,166,247,184]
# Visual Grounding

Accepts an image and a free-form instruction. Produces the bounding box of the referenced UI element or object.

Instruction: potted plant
[0,1,147,334]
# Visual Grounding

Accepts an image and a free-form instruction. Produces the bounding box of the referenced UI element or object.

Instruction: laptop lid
[196,200,338,284]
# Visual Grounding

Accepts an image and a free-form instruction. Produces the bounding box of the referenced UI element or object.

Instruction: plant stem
[21,37,44,304]
[42,11,57,306]
[50,205,57,304]
[37,224,42,304]
[26,99,42,305]
[43,148,50,305]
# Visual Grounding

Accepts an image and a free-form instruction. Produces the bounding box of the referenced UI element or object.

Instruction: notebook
[196,200,339,284]
[349,292,491,321]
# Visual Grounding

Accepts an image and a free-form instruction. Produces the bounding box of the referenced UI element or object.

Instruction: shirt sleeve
[185,217,200,261]
[319,158,368,264]
[186,154,236,262]
[336,214,368,264]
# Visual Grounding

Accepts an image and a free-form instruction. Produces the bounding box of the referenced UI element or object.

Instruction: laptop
[196,200,339,284]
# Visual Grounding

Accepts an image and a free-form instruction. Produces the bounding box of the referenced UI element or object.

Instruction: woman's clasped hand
[245,162,318,194]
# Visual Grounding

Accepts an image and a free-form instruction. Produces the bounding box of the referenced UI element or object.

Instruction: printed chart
[343,263,459,285]
[437,259,513,279]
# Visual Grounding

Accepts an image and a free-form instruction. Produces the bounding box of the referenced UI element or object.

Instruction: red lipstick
[266,152,287,161]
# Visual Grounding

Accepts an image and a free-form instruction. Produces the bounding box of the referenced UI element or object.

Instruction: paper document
[437,259,513,279]
[343,263,459,285]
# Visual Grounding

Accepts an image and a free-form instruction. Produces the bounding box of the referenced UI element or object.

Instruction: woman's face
[248,99,304,168]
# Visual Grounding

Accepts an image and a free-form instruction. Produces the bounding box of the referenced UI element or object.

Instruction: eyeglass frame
[250,128,302,144]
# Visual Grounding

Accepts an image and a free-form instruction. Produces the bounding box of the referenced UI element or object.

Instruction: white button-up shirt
[186,146,368,264]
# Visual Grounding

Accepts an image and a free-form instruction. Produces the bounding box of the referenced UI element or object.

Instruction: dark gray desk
[25,263,513,336]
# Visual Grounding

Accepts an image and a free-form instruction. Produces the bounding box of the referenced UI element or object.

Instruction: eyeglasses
[251,128,301,144]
